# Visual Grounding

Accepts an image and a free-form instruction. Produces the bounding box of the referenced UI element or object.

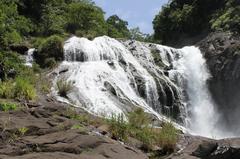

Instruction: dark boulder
[166,135,240,159]
[197,32,240,133]
[10,44,29,55]
[192,142,218,157]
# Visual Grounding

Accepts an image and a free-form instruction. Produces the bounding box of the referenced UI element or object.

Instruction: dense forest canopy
[0,0,152,52]
[153,0,240,44]
[0,0,239,56]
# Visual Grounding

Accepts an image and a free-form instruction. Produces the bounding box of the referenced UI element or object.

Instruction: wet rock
[0,63,4,81]
[10,44,29,55]
[197,32,240,134]
[166,135,240,159]
[104,81,117,96]
[59,68,69,74]
[192,142,218,157]
[7,69,17,79]
[107,61,114,66]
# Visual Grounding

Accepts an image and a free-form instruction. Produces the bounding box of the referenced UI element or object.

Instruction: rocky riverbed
[0,96,240,159]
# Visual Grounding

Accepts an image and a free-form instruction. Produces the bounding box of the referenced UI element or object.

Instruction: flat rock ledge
[0,101,147,159]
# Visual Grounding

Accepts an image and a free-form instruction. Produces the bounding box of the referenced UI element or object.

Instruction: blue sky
[93,0,169,34]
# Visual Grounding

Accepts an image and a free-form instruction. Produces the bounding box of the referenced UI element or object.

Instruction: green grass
[107,108,179,153]
[18,127,29,136]
[57,79,73,98]
[0,102,18,112]
[14,77,37,100]
[0,77,37,101]
[157,122,179,153]
[63,106,179,153]
[0,80,15,99]
[108,114,128,141]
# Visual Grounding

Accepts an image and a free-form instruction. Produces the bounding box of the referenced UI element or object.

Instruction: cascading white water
[171,46,221,138]
[25,48,35,67]
[55,36,172,122]
[53,36,233,138]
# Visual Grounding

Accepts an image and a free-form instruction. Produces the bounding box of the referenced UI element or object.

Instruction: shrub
[108,114,128,141]
[106,108,179,153]
[0,51,25,80]
[56,79,73,98]
[0,80,15,99]
[0,102,18,112]
[157,122,179,153]
[65,2,107,36]
[14,77,37,100]
[128,108,155,150]
[128,108,151,129]
[44,58,57,68]
[135,127,156,151]
[18,127,29,136]
[32,63,41,73]
[34,35,64,67]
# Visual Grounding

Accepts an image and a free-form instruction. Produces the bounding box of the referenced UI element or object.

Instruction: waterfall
[53,36,231,138]
[55,36,169,121]
[25,48,35,67]
[171,46,221,138]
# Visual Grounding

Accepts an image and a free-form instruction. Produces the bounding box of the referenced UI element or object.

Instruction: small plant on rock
[18,127,29,136]
[0,102,18,112]
[57,79,74,98]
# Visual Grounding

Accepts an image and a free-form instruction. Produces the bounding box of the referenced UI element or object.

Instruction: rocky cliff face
[198,32,240,134]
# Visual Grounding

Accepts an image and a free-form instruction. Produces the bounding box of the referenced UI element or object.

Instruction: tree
[0,0,32,49]
[129,27,146,41]
[65,2,107,37]
[107,15,130,38]
[152,0,236,44]
[40,4,66,35]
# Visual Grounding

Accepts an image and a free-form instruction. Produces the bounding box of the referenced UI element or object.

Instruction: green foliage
[0,76,36,101]
[65,2,107,37]
[153,0,239,44]
[128,108,150,129]
[32,63,42,73]
[35,35,64,67]
[108,114,128,141]
[107,108,179,153]
[18,127,29,136]
[107,15,130,39]
[14,77,37,100]
[1,0,136,47]
[57,79,73,98]
[0,51,25,80]
[127,108,155,150]
[71,124,87,133]
[40,4,66,36]
[44,58,57,69]
[0,102,18,112]
[130,27,146,41]
[211,6,240,33]
[157,122,179,153]
[0,51,37,101]
[0,0,32,49]
[0,80,15,99]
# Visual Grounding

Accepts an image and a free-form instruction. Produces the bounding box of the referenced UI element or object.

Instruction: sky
[93,0,169,34]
